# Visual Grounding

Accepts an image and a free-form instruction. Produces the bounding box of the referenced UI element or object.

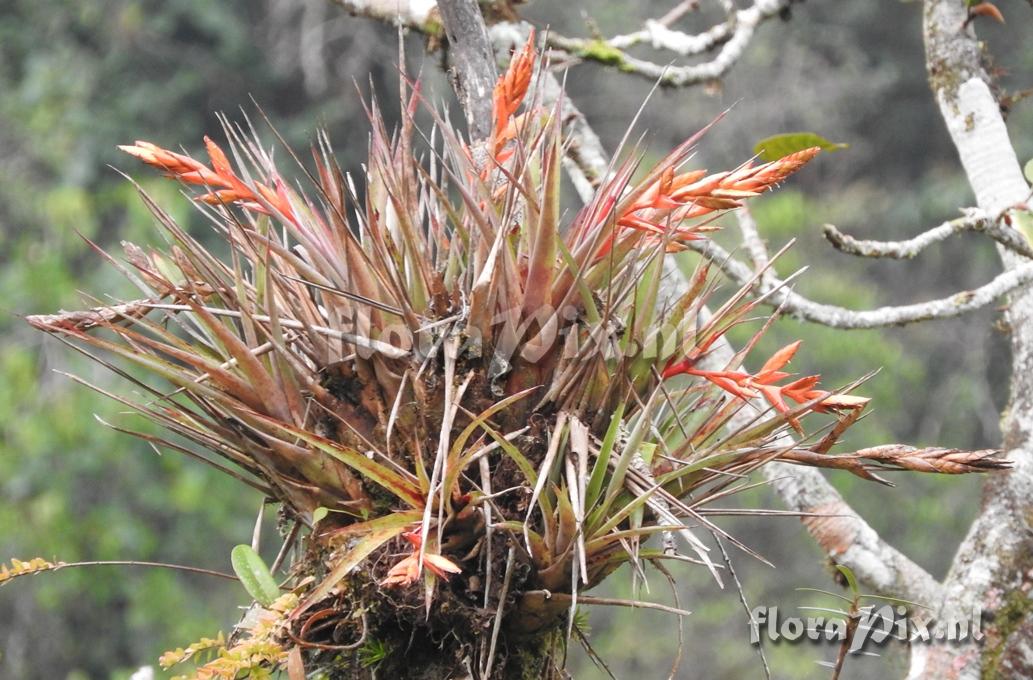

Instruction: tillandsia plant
[18,36,1009,679]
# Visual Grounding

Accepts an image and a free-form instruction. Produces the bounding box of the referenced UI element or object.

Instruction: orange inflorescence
[619,147,821,239]
[119,137,298,225]
[381,531,462,588]
[491,30,536,161]
[663,340,860,432]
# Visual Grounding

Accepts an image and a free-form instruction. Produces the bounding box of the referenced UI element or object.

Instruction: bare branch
[823,210,1033,261]
[437,0,498,141]
[546,0,790,87]
[762,467,943,605]
[688,227,1033,329]
[548,19,732,61]
[334,0,788,91]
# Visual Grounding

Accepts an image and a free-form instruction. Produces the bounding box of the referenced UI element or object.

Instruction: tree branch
[334,0,788,91]
[687,229,1033,329]
[912,1,1033,677]
[736,204,772,273]
[437,0,498,141]
[823,210,1033,261]
[762,467,943,604]
[545,0,791,87]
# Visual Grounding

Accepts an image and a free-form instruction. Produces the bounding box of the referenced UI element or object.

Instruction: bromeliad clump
[24,37,1007,679]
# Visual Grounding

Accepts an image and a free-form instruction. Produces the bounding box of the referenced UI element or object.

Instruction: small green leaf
[312,507,329,525]
[1023,157,1033,184]
[753,132,849,162]
[230,544,280,606]
[836,564,860,596]
[638,442,657,467]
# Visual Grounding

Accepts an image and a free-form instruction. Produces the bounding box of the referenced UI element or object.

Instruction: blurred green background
[1,1,1031,678]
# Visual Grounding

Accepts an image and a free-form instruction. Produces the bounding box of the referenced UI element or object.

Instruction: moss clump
[422,17,444,38]
[981,589,1033,680]
[578,40,626,67]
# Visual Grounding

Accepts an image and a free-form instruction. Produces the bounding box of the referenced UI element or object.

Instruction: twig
[737,205,772,277]
[330,0,438,30]
[271,520,302,575]
[521,590,693,618]
[483,546,516,679]
[715,538,771,680]
[650,558,687,680]
[0,559,238,583]
[57,560,238,581]
[334,0,787,91]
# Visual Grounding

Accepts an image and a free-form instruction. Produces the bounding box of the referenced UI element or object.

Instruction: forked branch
[546,0,792,87]
[334,0,789,90]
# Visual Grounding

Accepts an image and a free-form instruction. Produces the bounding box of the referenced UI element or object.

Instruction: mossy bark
[292,554,571,680]
[300,592,566,679]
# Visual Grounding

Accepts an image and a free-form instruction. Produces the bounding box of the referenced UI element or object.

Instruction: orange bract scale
[381,531,461,588]
[492,30,536,159]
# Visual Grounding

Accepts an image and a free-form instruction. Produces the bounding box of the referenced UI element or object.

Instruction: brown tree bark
[436,0,498,142]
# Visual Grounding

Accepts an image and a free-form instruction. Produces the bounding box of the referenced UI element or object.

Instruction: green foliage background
[1,1,1030,678]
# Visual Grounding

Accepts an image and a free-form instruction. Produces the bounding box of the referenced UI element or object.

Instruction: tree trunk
[911,1,1033,677]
